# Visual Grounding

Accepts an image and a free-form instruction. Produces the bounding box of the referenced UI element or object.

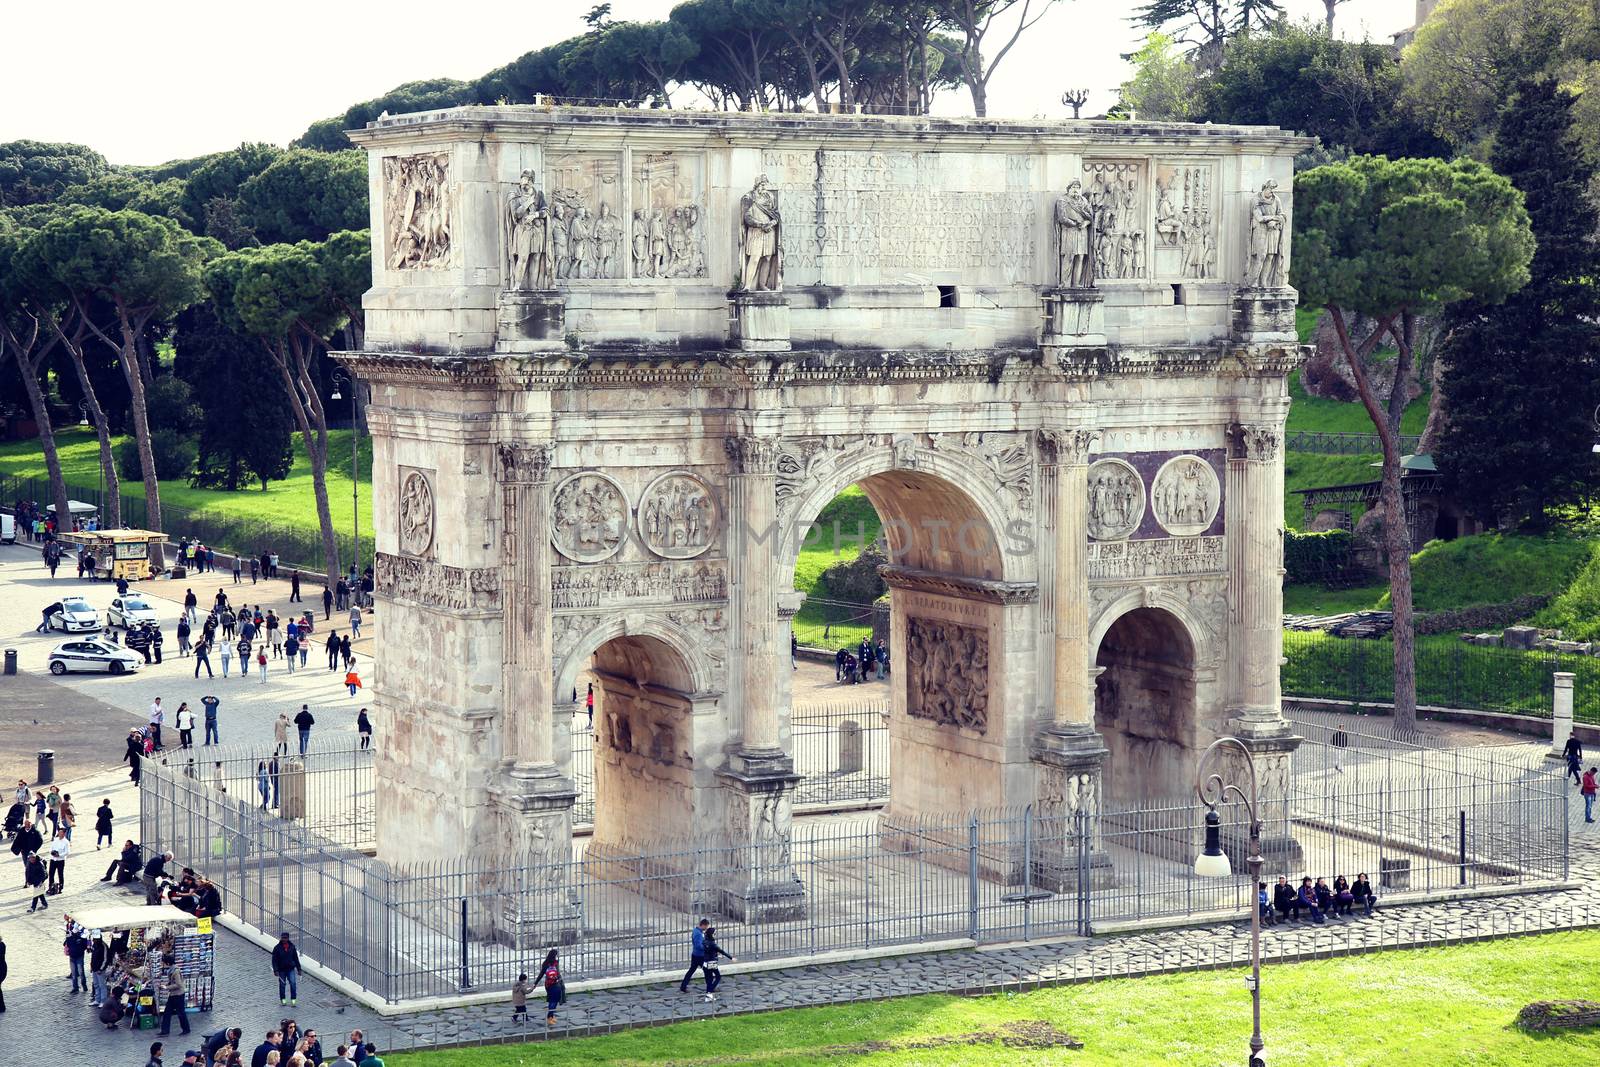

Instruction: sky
[4,0,1418,166]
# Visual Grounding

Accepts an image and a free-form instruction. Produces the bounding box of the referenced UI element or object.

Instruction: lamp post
[330,371,360,584]
[1193,736,1266,1067]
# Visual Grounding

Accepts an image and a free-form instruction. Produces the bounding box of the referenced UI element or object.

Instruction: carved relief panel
[1152,162,1216,280]
[1151,455,1221,536]
[382,153,452,270]
[547,152,623,281]
[1086,459,1144,541]
[550,472,628,562]
[397,466,436,558]
[632,152,706,279]
[1084,161,1145,282]
[904,616,990,733]
[637,471,719,559]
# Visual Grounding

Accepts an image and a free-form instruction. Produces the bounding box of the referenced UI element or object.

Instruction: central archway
[1094,607,1198,806]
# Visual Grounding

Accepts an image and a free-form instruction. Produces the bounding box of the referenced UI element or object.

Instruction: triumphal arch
[340,106,1307,916]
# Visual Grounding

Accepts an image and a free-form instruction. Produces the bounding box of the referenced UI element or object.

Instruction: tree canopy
[238,149,367,245]
[0,140,109,207]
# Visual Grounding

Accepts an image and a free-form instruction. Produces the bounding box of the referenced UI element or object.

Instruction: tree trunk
[84,302,163,533]
[1418,341,1449,455]
[1324,0,1338,33]
[3,337,73,538]
[266,334,341,580]
[54,320,123,528]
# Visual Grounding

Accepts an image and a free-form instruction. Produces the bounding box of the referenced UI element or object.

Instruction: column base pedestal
[1031,725,1115,890]
[728,290,791,351]
[1041,287,1106,347]
[496,289,567,352]
[717,754,806,921]
[1224,712,1305,870]
[489,767,581,949]
[1230,287,1298,343]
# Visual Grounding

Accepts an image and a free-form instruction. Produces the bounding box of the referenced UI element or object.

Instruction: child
[345,670,362,698]
[511,973,529,1022]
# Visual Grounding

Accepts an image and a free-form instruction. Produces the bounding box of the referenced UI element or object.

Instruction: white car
[48,639,142,676]
[47,597,101,633]
[108,595,160,630]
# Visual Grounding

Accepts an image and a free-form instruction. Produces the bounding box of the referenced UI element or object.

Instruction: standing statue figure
[1054,180,1095,289]
[631,209,650,277]
[593,202,621,279]
[649,208,668,277]
[568,205,594,280]
[551,201,570,280]
[1247,179,1286,288]
[738,175,782,292]
[502,170,553,291]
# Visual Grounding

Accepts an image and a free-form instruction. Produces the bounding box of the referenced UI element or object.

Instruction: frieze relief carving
[547,153,622,281]
[775,436,857,525]
[550,472,628,562]
[383,153,452,270]
[638,472,719,559]
[931,432,1033,516]
[1184,577,1229,665]
[374,551,500,611]
[905,616,990,733]
[1154,163,1216,279]
[1086,459,1144,541]
[552,560,727,610]
[552,612,602,667]
[1088,536,1226,580]
[633,152,706,279]
[1151,455,1221,536]
[1086,162,1144,281]
[397,467,436,557]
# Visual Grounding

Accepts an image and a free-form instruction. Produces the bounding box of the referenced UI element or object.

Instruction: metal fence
[1282,629,1600,723]
[1285,430,1422,455]
[139,727,1567,1004]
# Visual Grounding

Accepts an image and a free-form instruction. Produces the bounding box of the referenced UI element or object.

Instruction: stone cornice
[880,564,1038,605]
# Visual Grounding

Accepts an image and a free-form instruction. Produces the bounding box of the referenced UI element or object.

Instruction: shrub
[116,430,198,483]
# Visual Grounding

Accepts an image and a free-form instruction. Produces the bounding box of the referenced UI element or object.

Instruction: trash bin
[3,648,15,675]
[37,750,54,785]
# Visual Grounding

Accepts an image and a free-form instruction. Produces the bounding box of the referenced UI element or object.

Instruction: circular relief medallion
[1086,458,1145,541]
[551,472,629,563]
[637,471,720,560]
[398,470,436,556]
[1151,455,1220,536]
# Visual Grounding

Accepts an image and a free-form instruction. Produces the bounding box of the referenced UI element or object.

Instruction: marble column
[717,433,803,920]
[1224,423,1301,865]
[1032,427,1112,886]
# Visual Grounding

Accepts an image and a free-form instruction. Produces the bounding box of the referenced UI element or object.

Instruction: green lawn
[392,931,1600,1066]
[1283,451,1381,531]
[1285,369,1429,436]
[792,487,883,649]
[0,425,373,565]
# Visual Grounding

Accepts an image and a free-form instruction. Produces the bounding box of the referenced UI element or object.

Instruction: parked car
[0,513,14,544]
[107,595,160,630]
[48,639,142,675]
[46,596,101,633]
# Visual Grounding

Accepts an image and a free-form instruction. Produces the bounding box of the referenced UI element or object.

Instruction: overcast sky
[6,0,1416,165]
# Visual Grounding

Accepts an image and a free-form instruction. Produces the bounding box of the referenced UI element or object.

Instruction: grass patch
[391,931,1600,1066]
[1282,451,1380,531]
[792,487,883,648]
[1536,538,1600,642]
[1285,370,1430,437]
[1398,532,1592,613]
[1282,582,1386,615]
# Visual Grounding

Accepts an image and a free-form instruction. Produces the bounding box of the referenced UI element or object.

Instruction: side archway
[1091,602,1201,806]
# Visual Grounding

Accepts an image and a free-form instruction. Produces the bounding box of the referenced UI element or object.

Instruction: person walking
[176,616,191,657]
[232,556,242,584]
[700,926,734,1001]
[272,933,302,1006]
[267,612,281,659]
[511,972,529,1023]
[340,634,353,671]
[249,557,259,584]
[1583,767,1597,823]
[344,669,362,698]
[95,799,113,849]
[284,633,298,673]
[194,636,214,679]
[0,931,7,1012]
[47,828,68,892]
[65,923,89,993]
[183,589,198,625]
[273,714,289,758]
[148,699,165,751]
[176,704,196,750]
[290,570,302,603]
[202,695,221,745]
[89,931,109,1005]
[678,918,711,992]
[585,684,595,730]
[124,731,144,785]
[157,952,191,1037]
[219,638,233,678]
[356,708,372,750]
[326,632,341,672]
[539,949,563,1027]
[25,852,47,911]
[1566,736,1585,787]
[322,586,333,622]
[45,786,60,835]
[58,793,75,841]
[256,763,271,811]
[256,648,268,684]
[294,706,315,755]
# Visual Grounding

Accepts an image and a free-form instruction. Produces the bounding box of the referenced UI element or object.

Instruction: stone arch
[1091,603,1200,806]
[554,613,719,702]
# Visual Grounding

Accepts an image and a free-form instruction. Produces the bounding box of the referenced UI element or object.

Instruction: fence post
[1075,809,1091,937]
[459,896,471,990]
[1458,809,1467,887]
[1550,672,1575,760]
[967,815,980,941]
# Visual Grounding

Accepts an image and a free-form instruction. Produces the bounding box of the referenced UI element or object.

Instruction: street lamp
[1193,736,1266,1067]
[330,371,361,584]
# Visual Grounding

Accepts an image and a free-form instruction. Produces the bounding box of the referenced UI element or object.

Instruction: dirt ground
[0,670,139,787]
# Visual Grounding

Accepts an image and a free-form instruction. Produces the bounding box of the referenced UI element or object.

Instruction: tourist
[143,850,172,906]
[267,611,281,658]
[102,839,139,883]
[294,706,315,754]
[0,931,6,1012]
[204,1028,244,1067]
[361,1042,385,1067]
[1566,736,1585,787]
[177,616,192,657]
[585,683,595,729]
[64,923,88,992]
[95,799,113,849]
[290,570,302,603]
[1313,877,1335,917]
[1351,873,1377,916]
[257,647,269,683]
[122,730,142,783]
[1257,882,1274,926]
[10,818,40,881]
[284,633,298,672]
[147,1040,165,1067]
[222,607,237,641]
[1332,875,1355,916]
[232,557,242,585]
[322,586,333,621]
[203,695,221,745]
[325,631,341,671]
[300,1027,323,1066]
[279,1019,300,1055]
[790,631,798,671]
[1296,877,1324,924]
[700,925,734,1001]
[511,972,529,1022]
[184,589,198,624]
[349,604,362,639]
[1583,767,1597,823]
[297,634,309,670]
[238,638,252,677]
[272,933,302,1006]
[90,930,111,1004]
[219,638,233,678]
[158,952,190,1036]
[274,714,290,758]
[346,1030,365,1065]
[340,634,353,670]
[330,1046,356,1067]
[249,557,259,584]
[47,827,68,891]
[876,638,889,678]
[834,646,847,682]
[357,708,372,750]
[177,703,196,749]
[539,950,563,1027]
[678,918,710,992]
[336,576,349,612]
[58,792,75,840]
[344,668,362,698]
[194,637,214,679]
[250,1030,282,1067]
[25,852,47,911]
[148,699,165,751]
[256,763,271,811]
[1276,873,1298,923]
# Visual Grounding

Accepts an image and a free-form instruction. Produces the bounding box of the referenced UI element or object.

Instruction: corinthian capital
[1036,427,1099,466]
[497,442,553,484]
[1230,425,1282,462]
[724,435,781,475]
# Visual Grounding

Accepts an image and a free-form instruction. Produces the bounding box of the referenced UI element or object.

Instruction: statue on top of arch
[737,175,783,292]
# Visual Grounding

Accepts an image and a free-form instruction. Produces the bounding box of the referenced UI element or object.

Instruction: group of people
[834,637,889,685]
[10,499,64,541]
[163,1019,386,1067]
[6,782,104,909]
[1263,874,1378,925]
[182,589,356,683]
[1561,736,1598,822]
